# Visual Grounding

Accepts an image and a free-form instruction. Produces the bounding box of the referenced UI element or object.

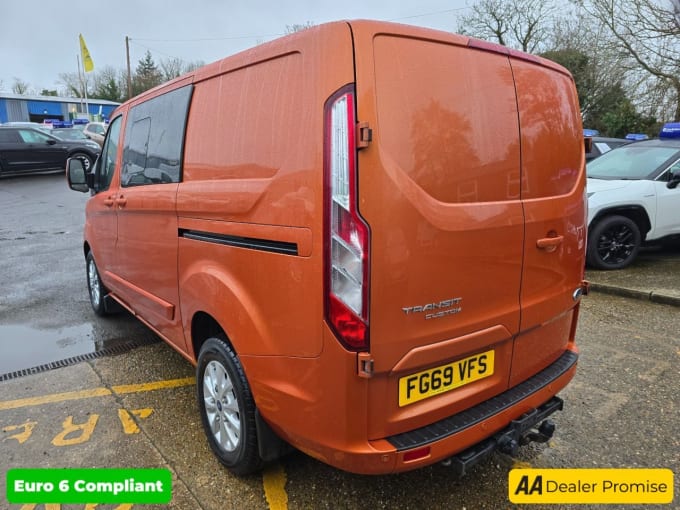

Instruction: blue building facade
[0,93,120,124]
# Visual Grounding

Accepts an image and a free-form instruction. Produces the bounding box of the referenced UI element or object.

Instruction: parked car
[586,136,631,161]
[82,122,107,146]
[1,121,52,134]
[0,126,100,176]
[51,127,92,142]
[586,123,680,269]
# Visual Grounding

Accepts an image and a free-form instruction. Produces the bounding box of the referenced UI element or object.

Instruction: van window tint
[122,85,192,187]
[98,115,122,191]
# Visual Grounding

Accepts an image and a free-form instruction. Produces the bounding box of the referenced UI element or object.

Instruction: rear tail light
[324,85,370,351]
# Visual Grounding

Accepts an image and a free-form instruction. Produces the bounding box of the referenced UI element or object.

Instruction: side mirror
[66,157,90,193]
[667,170,680,189]
[47,139,57,145]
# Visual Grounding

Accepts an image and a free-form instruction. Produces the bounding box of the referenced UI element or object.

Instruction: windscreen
[587,144,679,180]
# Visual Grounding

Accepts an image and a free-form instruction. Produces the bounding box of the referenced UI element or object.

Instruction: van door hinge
[357,122,372,150]
[357,352,374,378]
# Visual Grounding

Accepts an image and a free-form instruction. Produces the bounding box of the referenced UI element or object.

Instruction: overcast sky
[0,0,471,95]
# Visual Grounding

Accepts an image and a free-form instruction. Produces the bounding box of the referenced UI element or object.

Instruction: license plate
[398,350,495,407]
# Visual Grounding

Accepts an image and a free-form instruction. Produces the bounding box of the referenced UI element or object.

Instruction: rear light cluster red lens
[324,85,370,351]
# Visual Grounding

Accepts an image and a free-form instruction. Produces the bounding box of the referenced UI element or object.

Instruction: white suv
[586,126,680,269]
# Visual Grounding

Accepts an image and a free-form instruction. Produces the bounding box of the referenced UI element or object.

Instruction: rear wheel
[587,215,641,270]
[197,336,262,475]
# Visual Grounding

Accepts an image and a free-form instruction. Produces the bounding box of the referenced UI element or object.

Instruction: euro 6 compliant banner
[509,468,674,505]
[6,468,172,504]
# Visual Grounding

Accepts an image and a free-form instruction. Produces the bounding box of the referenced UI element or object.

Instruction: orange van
[67,20,587,475]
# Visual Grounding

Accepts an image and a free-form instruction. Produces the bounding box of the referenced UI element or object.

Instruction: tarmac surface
[1,173,678,509]
[586,241,680,307]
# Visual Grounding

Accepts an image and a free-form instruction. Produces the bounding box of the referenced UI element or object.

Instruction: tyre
[197,337,262,475]
[86,251,110,316]
[587,215,641,270]
[71,152,94,172]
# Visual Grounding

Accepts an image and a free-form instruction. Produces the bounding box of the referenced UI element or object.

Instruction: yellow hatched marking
[263,463,288,510]
[0,377,195,411]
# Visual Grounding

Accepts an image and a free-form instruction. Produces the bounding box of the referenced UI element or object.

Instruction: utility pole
[126,36,132,99]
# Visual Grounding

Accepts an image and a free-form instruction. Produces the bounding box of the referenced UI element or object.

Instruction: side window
[18,129,51,144]
[666,160,680,180]
[97,116,123,192]
[121,85,192,187]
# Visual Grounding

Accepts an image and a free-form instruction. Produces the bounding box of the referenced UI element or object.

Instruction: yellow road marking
[0,377,195,411]
[512,460,533,469]
[263,463,288,510]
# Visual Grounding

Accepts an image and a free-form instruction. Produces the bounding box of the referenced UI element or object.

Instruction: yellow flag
[79,34,94,72]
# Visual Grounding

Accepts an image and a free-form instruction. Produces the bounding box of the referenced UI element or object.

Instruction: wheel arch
[191,311,228,363]
[180,265,273,361]
[589,206,651,242]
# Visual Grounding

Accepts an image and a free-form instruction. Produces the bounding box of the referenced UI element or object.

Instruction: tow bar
[441,396,563,477]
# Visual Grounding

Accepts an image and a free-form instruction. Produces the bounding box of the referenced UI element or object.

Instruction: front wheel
[86,252,109,315]
[197,337,262,475]
[71,152,93,172]
[587,215,641,270]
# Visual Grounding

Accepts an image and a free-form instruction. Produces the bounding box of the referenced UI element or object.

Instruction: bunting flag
[79,34,94,72]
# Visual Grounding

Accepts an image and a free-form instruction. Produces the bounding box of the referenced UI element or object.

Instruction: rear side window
[122,85,192,187]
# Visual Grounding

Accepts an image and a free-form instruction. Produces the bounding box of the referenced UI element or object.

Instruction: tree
[600,98,659,138]
[160,57,205,81]
[58,72,84,97]
[92,66,125,102]
[574,0,680,120]
[457,0,559,53]
[12,78,31,95]
[132,51,163,96]
[40,89,58,96]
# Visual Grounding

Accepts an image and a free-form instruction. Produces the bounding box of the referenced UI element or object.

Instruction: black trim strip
[179,229,298,256]
[387,350,578,450]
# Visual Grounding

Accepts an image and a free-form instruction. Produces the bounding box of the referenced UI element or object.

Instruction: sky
[0,0,471,95]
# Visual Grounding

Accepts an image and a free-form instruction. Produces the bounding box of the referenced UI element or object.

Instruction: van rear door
[351,23,524,438]
[511,58,586,386]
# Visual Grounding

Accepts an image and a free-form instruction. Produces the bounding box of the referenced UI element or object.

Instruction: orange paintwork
[80,20,585,474]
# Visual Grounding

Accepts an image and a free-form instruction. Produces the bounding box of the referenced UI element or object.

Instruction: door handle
[103,195,115,207]
[115,195,127,207]
[536,235,564,252]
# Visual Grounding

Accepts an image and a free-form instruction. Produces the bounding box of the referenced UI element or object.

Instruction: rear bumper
[387,350,577,451]
[323,349,578,474]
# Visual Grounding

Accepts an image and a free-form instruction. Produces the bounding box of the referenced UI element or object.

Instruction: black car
[0,126,101,176]
[585,136,631,161]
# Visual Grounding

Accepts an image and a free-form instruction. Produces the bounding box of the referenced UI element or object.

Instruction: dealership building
[0,92,120,124]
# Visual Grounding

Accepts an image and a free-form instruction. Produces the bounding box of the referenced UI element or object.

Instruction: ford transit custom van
[67,20,588,475]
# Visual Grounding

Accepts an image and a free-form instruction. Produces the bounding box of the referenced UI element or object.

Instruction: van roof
[114,20,573,115]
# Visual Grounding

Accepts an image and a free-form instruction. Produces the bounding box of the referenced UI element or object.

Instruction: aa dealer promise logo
[509,468,674,505]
